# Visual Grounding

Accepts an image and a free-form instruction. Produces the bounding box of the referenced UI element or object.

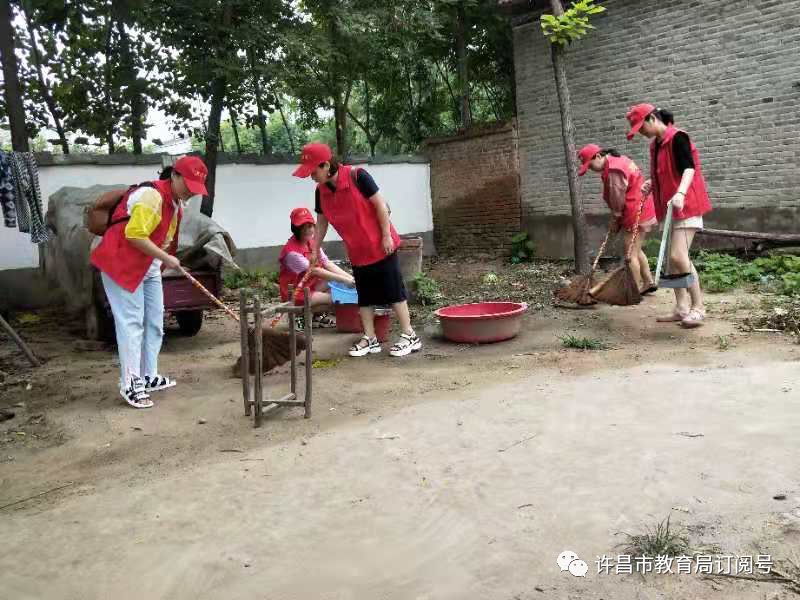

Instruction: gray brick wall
[513,0,800,257]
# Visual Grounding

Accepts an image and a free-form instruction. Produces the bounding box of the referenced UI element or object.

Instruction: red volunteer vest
[278,236,321,303]
[601,155,656,230]
[317,165,401,267]
[90,179,182,292]
[650,125,712,222]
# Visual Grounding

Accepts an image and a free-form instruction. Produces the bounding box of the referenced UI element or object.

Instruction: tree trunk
[275,94,295,155]
[229,108,242,154]
[549,0,589,275]
[103,15,115,153]
[201,1,233,216]
[202,76,227,216]
[248,48,270,155]
[455,1,472,130]
[21,1,68,153]
[334,98,348,159]
[0,0,30,151]
[114,17,144,154]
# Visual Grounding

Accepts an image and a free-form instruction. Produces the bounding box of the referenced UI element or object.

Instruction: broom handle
[178,266,240,323]
[624,192,648,261]
[654,200,673,286]
[591,226,614,273]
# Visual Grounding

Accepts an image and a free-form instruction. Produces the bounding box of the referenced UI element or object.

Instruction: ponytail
[326,157,340,178]
[649,108,675,126]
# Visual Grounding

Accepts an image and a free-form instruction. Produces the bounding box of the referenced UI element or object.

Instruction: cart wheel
[86,304,115,342]
[176,310,203,336]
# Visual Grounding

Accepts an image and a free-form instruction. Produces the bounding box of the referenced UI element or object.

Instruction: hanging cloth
[0,151,16,228]
[9,152,50,243]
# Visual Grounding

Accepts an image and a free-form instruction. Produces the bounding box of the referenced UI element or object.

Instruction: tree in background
[540,0,605,275]
[0,0,32,151]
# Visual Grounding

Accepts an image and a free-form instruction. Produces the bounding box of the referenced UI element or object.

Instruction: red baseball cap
[578,143,602,176]
[173,155,208,196]
[292,143,333,178]
[290,207,315,227]
[626,103,656,140]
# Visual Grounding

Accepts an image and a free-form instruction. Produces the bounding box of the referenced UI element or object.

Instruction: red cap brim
[184,178,208,197]
[291,216,315,227]
[578,161,590,176]
[292,164,313,178]
[626,119,644,141]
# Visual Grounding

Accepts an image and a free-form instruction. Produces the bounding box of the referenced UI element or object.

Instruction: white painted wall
[0,161,432,271]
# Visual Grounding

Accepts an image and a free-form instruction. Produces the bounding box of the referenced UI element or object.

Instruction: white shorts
[672,216,703,230]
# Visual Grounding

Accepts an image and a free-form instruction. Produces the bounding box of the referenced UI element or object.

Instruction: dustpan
[654,200,695,289]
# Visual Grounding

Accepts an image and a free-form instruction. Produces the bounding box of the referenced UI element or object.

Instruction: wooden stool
[238,286,313,428]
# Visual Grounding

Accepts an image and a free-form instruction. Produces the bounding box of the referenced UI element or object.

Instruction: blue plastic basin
[329,280,358,304]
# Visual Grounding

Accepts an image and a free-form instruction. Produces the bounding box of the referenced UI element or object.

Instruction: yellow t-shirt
[124,187,178,250]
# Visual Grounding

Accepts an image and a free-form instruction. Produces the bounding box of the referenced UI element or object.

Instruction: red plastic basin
[334,304,392,342]
[434,302,528,344]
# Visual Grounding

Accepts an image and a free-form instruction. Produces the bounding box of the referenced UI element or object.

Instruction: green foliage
[223,268,278,290]
[621,516,690,561]
[695,252,800,295]
[2,0,515,155]
[510,232,536,264]
[559,335,607,350]
[540,0,606,46]
[412,272,443,306]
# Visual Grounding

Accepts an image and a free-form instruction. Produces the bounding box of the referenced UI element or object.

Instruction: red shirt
[316,165,401,267]
[650,125,712,222]
[90,179,181,292]
[601,155,656,231]
[278,236,322,304]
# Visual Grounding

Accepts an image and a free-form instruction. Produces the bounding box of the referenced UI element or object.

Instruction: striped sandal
[349,335,381,357]
[121,377,153,409]
[389,332,422,357]
[144,375,177,393]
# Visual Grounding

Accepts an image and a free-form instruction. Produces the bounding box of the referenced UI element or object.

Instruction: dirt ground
[1,259,799,599]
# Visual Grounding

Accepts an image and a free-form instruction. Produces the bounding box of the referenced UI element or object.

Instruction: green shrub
[559,335,607,350]
[511,232,536,264]
[693,252,800,295]
[223,268,278,290]
[412,272,443,306]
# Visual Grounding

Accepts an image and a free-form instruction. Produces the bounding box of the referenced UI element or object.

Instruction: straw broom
[177,266,310,371]
[589,197,646,306]
[555,224,615,306]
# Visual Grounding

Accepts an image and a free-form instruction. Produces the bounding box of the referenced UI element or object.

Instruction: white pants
[101,264,164,390]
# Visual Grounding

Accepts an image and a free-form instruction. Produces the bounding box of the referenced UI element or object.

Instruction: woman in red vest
[577,143,657,293]
[627,104,713,328]
[292,143,421,358]
[278,207,355,327]
[91,156,208,408]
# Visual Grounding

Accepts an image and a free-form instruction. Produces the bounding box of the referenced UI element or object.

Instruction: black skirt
[352,252,407,307]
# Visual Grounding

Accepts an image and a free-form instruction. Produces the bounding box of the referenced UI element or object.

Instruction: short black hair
[159,166,174,180]
[291,224,303,240]
[599,148,622,157]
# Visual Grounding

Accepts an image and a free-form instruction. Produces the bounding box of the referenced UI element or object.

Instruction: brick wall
[424,122,521,256]
[512,0,800,258]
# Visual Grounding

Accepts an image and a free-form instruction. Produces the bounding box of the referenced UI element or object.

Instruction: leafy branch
[540,0,605,46]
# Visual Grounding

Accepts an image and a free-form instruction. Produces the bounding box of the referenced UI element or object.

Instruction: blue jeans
[101,265,164,390]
